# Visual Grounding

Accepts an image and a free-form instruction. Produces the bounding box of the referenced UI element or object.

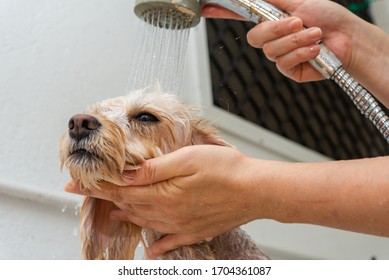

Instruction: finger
[110,209,134,222]
[64,181,90,196]
[275,44,322,81]
[124,147,197,185]
[201,5,245,20]
[114,202,167,222]
[65,178,166,205]
[247,17,303,48]
[64,179,157,204]
[64,181,78,193]
[146,234,200,259]
[264,0,297,13]
[110,210,173,233]
[88,181,158,204]
[263,27,322,61]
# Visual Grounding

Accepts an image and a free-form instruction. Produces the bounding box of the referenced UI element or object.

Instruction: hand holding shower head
[134,0,389,142]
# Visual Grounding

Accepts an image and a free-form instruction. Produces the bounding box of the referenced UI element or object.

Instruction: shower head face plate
[134,0,201,29]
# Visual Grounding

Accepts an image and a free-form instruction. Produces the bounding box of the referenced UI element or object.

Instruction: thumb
[262,0,298,14]
[125,147,196,186]
[201,5,245,20]
[146,234,200,259]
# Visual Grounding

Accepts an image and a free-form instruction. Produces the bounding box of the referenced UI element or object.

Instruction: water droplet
[74,203,81,216]
[127,10,190,95]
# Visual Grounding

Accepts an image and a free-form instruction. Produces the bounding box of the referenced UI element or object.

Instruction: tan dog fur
[60,89,269,260]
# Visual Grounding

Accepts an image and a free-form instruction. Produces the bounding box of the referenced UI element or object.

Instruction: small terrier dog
[60,89,269,260]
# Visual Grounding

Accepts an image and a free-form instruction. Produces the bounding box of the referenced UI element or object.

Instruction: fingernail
[308,27,322,40]
[64,181,77,192]
[309,44,321,53]
[288,17,302,31]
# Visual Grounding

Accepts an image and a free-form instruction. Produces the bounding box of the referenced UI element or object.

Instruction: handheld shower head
[133,0,289,29]
[133,0,389,142]
[134,0,202,29]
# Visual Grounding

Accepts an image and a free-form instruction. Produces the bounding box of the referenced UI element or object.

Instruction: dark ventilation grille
[206,0,388,160]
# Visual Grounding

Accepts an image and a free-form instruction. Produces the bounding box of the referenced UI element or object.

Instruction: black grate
[206,0,389,160]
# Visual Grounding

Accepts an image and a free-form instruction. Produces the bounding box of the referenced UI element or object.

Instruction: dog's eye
[135,112,159,122]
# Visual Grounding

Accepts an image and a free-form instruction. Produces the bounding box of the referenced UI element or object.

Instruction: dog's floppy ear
[191,120,234,147]
[80,197,142,259]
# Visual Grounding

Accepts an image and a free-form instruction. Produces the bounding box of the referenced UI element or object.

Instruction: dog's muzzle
[68,114,101,141]
[65,114,103,163]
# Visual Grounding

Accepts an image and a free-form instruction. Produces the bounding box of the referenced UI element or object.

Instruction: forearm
[246,156,389,237]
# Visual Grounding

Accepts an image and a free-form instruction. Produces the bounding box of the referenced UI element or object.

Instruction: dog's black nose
[68,114,100,141]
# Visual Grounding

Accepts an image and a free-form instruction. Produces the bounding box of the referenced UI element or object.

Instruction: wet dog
[60,89,269,260]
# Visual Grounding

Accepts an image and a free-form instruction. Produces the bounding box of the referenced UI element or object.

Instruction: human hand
[201,4,244,20]
[65,145,261,258]
[203,0,358,83]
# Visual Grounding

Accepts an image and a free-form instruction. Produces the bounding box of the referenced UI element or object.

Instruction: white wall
[0,0,388,259]
[0,0,135,192]
[371,0,389,33]
[0,0,137,259]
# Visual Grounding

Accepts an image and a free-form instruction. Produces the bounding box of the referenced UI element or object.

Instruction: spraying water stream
[127,10,190,95]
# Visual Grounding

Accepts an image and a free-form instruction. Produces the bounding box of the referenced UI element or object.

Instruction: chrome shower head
[133,0,389,141]
[134,0,202,29]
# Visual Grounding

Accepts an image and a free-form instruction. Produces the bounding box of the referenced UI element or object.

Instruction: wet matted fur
[60,89,269,260]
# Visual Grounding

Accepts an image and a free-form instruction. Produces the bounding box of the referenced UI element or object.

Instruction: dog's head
[60,89,230,189]
[59,89,232,259]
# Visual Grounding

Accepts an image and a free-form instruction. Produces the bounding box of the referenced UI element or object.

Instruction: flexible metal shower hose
[332,68,389,140]
[134,0,389,142]
[204,0,389,142]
